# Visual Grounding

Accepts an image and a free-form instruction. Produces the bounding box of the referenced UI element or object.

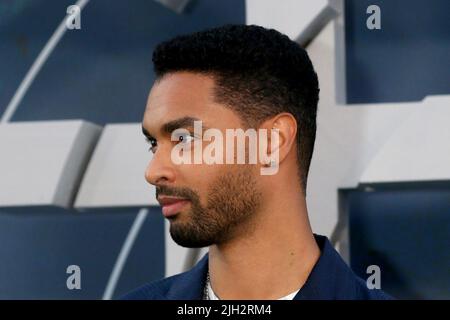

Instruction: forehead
[143,72,240,132]
[147,72,213,115]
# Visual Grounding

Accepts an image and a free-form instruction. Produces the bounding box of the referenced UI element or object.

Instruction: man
[124,24,391,300]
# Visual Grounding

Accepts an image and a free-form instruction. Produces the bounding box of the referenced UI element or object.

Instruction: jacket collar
[164,251,209,300]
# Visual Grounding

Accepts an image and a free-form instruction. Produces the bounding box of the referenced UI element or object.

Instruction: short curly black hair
[152,24,319,193]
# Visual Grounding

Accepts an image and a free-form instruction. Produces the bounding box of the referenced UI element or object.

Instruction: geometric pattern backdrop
[0,0,244,299]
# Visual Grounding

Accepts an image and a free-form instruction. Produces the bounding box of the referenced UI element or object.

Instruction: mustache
[156,185,198,200]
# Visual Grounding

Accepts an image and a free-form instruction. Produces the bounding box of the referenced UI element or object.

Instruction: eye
[175,133,195,145]
[145,137,157,154]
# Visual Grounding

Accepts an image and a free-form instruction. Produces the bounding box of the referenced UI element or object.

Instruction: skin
[142,71,320,300]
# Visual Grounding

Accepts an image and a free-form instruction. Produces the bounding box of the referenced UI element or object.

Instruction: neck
[208,183,320,300]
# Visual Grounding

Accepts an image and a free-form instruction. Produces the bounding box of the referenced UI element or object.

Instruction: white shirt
[206,281,300,300]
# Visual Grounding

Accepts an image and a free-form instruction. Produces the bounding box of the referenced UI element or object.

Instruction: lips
[157,196,190,218]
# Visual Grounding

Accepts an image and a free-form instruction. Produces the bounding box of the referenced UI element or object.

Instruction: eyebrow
[162,116,203,134]
[142,126,152,139]
[142,116,207,139]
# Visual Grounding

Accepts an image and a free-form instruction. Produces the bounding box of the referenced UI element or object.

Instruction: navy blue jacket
[123,235,392,300]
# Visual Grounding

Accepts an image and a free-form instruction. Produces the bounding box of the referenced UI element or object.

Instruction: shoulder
[121,253,209,300]
[301,235,394,300]
[120,273,186,300]
[349,274,394,300]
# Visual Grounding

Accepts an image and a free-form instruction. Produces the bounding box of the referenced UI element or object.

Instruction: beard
[156,166,262,248]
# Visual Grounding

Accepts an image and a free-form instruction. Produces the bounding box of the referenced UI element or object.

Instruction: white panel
[164,218,209,277]
[0,120,101,208]
[246,0,328,40]
[164,219,187,277]
[74,123,157,208]
[360,96,450,184]
[306,22,422,236]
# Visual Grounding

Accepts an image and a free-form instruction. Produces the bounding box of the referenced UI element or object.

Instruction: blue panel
[0,207,164,299]
[0,0,245,124]
[347,188,450,299]
[345,0,450,103]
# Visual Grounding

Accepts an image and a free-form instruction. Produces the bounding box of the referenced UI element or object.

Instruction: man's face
[142,72,262,248]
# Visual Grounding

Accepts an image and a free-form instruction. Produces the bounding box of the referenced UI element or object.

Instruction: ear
[259,113,297,167]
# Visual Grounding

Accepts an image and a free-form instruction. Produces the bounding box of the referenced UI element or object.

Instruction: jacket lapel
[164,253,209,300]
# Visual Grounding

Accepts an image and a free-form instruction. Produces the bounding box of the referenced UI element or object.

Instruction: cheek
[176,162,225,193]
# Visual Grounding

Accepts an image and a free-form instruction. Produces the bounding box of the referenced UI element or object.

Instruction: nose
[144,147,177,186]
